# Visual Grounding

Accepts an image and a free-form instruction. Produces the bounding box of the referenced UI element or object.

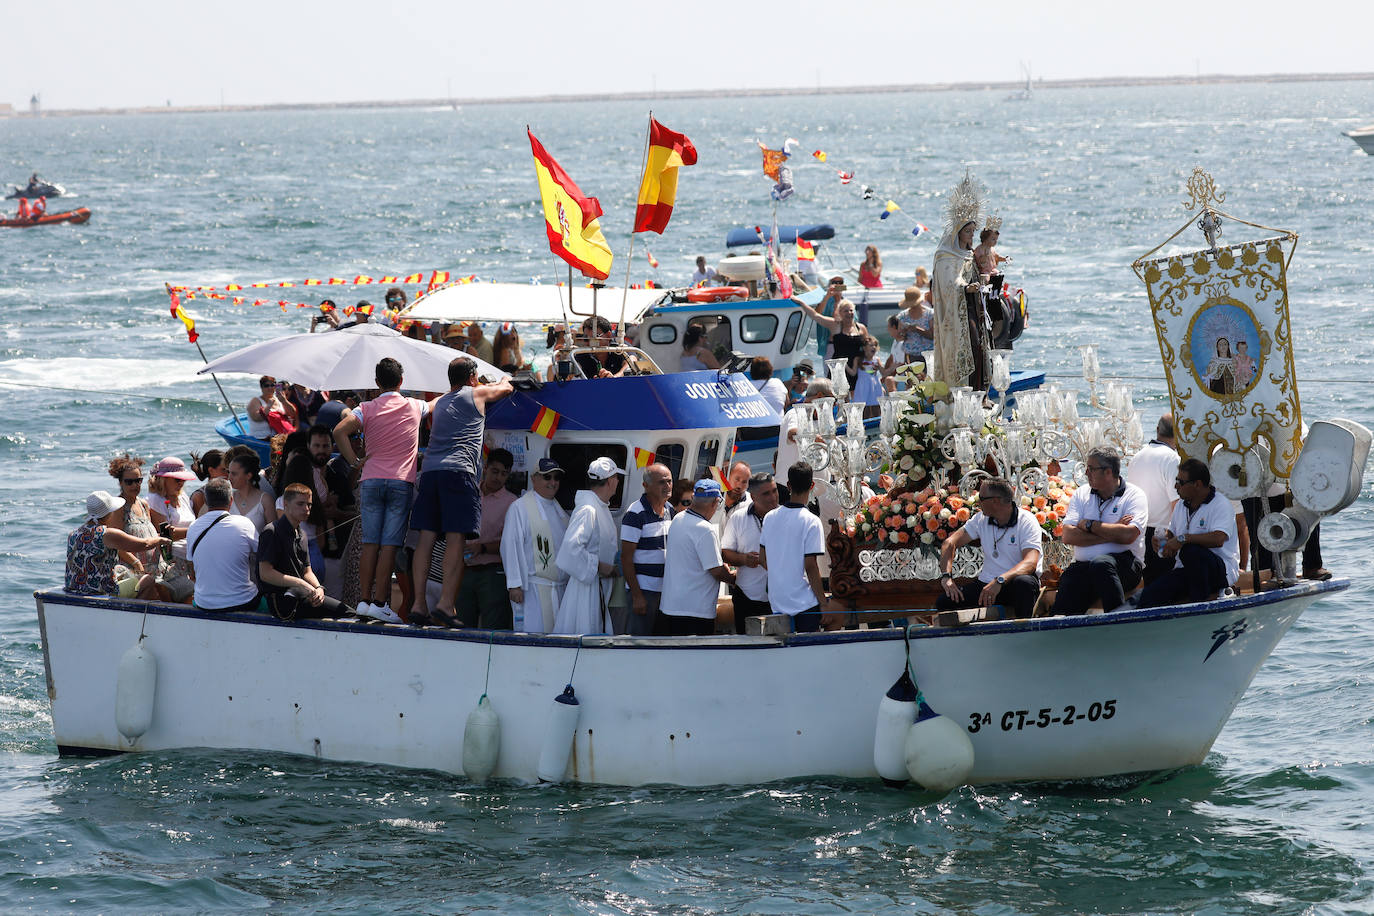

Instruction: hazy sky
[9,1,1372,110]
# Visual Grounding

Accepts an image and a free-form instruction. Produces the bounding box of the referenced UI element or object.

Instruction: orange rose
[955,507,970,522]
[925,517,940,532]
[896,531,910,544]
[1054,504,1069,518]
[1033,495,1047,509]
[1053,524,1064,537]
[948,497,965,510]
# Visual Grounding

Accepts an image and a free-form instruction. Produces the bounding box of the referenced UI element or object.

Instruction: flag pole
[619,111,654,345]
[167,283,246,436]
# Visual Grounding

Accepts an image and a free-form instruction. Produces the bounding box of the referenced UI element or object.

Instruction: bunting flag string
[169,268,456,296]
[811,148,937,240]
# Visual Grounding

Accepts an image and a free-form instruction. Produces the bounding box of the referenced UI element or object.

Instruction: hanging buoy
[114,637,157,742]
[462,694,501,783]
[873,670,918,786]
[536,684,580,783]
[904,701,975,792]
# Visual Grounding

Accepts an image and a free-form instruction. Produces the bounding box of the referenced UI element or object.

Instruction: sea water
[1,82,1373,914]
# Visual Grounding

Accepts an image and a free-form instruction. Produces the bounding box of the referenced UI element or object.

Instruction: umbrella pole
[193,340,246,436]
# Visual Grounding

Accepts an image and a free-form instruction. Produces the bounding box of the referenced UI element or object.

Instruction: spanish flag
[635,118,697,235]
[708,466,727,487]
[796,238,816,263]
[528,129,614,280]
[167,288,198,343]
[530,405,561,439]
[633,446,654,468]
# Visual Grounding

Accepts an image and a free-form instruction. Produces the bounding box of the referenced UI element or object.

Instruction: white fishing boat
[39,170,1367,793]
[32,579,1345,787]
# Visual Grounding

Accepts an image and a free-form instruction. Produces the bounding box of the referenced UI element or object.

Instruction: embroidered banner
[1140,235,1302,477]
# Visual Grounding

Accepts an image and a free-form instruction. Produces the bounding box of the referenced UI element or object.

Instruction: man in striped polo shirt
[620,462,673,636]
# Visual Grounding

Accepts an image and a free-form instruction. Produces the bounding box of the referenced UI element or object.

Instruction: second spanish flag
[635,119,697,235]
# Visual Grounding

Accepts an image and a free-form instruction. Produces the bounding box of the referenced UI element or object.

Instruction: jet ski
[6,178,66,200]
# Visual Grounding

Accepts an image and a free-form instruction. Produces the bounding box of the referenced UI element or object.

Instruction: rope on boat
[481,629,495,702]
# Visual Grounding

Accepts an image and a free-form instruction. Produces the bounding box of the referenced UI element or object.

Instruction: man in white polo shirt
[1050,446,1149,615]
[936,476,1043,619]
[659,480,736,636]
[721,471,779,632]
[1138,457,1239,608]
[759,461,828,633]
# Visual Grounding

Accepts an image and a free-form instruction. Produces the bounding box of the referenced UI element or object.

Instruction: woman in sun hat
[66,491,169,597]
[147,456,199,603]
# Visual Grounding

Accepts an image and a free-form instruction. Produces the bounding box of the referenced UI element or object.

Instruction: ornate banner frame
[1139,235,1302,477]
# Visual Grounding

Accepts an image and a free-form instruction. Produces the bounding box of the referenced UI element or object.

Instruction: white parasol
[197,323,506,391]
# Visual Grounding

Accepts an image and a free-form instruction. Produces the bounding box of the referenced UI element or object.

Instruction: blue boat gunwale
[34,578,1345,650]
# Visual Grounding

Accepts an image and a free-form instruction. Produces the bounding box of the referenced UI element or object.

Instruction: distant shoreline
[9,71,1374,119]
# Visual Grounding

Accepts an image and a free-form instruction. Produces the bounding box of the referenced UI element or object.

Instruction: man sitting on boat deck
[660,479,736,636]
[257,483,352,621]
[185,478,261,614]
[759,462,829,633]
[1137,458,1240,609]
[1050,447,1148,615]
[502,457,571,633]
[937,477,1043,620]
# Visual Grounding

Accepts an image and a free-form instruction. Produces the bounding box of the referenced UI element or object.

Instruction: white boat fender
[873,670,918,787]
[904,701,975,793]
[462,694,501,783]
[536,684,581,783]
[115,637,157,742]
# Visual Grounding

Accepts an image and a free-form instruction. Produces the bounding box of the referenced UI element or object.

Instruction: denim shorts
[359,478,414,547]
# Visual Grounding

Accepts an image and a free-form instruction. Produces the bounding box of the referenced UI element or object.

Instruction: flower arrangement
[851,476,1079,557]
[884,383,957,491]
[851,486,972,556]
[1018,476,1077,539]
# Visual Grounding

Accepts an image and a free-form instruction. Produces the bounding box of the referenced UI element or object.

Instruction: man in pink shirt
[333,358,428,623]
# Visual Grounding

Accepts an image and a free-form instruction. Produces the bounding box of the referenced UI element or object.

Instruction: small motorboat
[0,207,91,228]
[6,178,66,199]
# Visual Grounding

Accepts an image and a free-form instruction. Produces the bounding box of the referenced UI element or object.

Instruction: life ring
[686,286,749,303]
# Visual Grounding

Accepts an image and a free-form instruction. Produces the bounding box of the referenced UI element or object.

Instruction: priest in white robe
[501,457,570,633]
[553,456,624,635]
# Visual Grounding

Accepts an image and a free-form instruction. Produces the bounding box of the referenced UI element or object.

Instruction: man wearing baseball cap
[553,456,624,634]
[659,479,736,636]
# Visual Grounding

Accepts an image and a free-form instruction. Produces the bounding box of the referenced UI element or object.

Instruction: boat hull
[35,581,1342,787]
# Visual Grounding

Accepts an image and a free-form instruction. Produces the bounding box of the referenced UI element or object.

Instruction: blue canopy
[485,370,782,433]
[725,224,835,248]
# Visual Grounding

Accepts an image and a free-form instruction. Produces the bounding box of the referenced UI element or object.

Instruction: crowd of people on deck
[64,352,851,634]
[63,223,1329,629]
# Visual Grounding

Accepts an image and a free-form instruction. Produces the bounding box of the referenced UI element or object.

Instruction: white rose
[911,464,926,478]
[904,436,918,449]
[889,531,901,544]
[920,532,935,544]
[861,522,872,534]
[899,456,914,470]
[939,508,952,520]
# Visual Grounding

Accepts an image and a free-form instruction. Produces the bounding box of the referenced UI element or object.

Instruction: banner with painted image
[1140,234,1302,477]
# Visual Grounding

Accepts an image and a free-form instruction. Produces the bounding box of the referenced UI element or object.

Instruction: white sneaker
[369,604,403,624]
[355,602,384,621]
